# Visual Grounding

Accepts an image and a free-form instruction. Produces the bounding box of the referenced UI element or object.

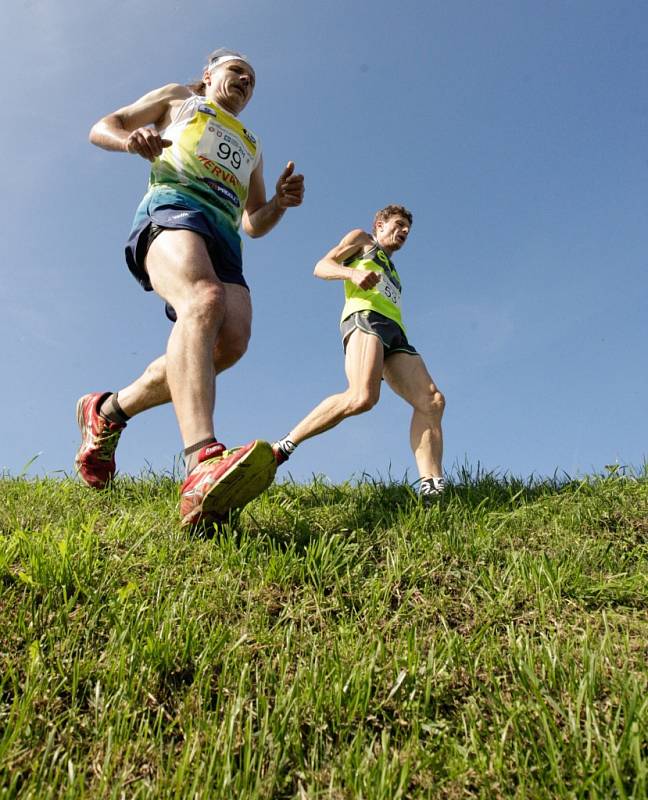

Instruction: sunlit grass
[1,468,646,798]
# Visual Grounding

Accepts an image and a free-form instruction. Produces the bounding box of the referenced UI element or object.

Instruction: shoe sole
[74,394,117,490]
[182,440,276,527]
[74,395,95,487]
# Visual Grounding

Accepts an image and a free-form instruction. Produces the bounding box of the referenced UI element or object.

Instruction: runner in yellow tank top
[74,48,305,528]
[339,237,406,331]
[272,205,447,503]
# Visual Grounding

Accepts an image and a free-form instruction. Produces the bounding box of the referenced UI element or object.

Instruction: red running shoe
[180,439,276,528]
[75,392,125,489]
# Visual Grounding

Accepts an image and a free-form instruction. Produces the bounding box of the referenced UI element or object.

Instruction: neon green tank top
[340,241,406,332]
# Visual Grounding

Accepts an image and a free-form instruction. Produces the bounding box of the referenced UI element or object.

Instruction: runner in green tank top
[272,205,446,503]
[74,48,305,528]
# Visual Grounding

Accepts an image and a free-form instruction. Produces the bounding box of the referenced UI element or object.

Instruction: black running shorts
[340,310,418,357]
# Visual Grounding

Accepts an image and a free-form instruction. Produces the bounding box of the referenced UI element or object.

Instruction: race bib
[195,113,257,208]
[376,274,401,307]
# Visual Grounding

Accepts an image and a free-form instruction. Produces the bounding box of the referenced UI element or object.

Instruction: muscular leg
[117,284,252,418]
[382,354,445,478]
[288,330,384,445]
[139,229,226,448]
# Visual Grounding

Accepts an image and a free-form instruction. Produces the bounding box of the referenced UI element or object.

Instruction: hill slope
[1,471,647,798]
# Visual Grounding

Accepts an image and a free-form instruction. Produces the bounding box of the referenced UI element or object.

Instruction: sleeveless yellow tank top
[340,241,405,332]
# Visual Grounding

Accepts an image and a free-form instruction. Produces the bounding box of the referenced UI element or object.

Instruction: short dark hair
[373,204,413,233]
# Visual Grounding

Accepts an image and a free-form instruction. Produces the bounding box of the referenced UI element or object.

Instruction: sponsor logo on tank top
[203,178,240,207]
[197,155,242,190]
[197,104,218,118]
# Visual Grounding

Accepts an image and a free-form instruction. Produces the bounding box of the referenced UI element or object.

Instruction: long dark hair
[185,77,206,95]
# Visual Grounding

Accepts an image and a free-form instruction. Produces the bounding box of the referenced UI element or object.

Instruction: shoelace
[94,424,123,461]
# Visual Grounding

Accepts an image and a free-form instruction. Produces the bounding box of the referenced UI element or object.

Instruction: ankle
[273,437,297,465]
[184,437,222,474]
[99,392,129,426]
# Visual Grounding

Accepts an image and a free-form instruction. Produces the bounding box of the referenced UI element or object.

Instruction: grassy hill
[1,470,646,798]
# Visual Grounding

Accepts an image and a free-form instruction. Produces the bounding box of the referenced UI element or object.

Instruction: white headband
[208,54,254,74]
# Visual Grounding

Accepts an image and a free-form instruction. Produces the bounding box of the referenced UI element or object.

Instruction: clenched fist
[125,127,172,162]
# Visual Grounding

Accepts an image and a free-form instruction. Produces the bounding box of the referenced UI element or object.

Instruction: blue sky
[1,0,646,485]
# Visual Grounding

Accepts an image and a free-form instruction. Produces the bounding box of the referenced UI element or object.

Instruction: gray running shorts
[340,310,418,357]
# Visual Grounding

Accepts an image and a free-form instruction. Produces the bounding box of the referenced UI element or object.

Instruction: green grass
[1,468,647,798]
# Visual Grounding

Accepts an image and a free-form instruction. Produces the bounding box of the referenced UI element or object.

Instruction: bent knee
[430,388,446,415]
[175,281,225,324]
[419,386,445,417]
[346,389,380,416]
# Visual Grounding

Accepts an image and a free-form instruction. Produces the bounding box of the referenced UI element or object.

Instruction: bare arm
[242,159,305,238]
[314,229,381,290]
[89,83,191,161]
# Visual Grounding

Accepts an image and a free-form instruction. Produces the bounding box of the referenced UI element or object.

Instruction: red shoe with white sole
[75,392,125,489]
[180,439,276,528]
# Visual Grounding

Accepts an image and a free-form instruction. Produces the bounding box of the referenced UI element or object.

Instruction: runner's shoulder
[332,229,374,264]
[150,83,194,102]
[136,84,193,127]
[341,228,371,242]
[339,228,373,249]
[129,83,192,111]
